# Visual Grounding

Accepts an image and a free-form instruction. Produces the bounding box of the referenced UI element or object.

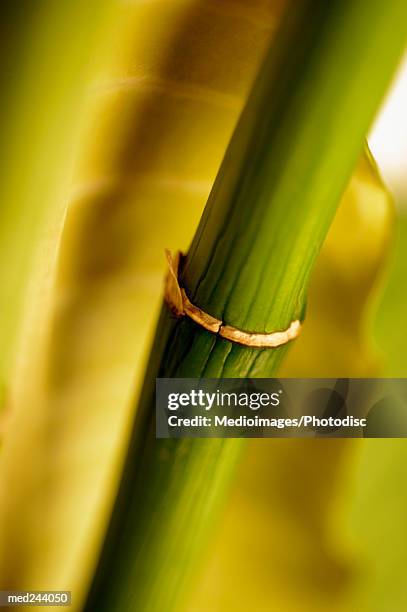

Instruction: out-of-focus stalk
[86,2,407,611]
[0,1,115,400]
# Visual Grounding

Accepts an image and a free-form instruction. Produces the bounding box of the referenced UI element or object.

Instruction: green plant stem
[86,1,407,610]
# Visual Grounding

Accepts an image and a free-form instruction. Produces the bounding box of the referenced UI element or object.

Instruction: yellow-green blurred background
[0,1,406,611]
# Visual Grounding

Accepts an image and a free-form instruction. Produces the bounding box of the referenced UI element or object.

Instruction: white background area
[369,53,407,204]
